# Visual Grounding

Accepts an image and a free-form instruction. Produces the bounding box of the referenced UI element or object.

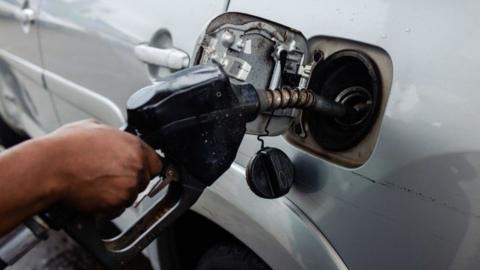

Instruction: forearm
[0,137,65,236]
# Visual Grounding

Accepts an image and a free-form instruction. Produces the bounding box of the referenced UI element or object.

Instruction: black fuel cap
[246,147,295,199]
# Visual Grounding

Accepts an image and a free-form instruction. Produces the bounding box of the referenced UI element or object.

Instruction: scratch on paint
[354,172,480,218]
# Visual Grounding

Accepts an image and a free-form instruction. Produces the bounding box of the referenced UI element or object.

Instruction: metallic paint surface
[228,0,480,269]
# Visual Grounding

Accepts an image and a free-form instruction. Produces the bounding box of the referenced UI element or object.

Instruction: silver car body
[1,1,479,269]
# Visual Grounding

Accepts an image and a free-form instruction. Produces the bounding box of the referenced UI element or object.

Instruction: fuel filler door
[194,12,392,167]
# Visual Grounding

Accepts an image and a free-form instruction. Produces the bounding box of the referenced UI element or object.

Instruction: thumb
[141,141,163,177]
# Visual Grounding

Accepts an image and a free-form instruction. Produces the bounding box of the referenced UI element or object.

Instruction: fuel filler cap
[246,147,295,199]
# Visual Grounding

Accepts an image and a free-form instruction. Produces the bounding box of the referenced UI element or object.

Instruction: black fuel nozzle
[125,64,355,183]
[125,64,260,185]
[125,63,357,185]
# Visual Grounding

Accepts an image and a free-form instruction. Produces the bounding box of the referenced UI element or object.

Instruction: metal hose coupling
[259,88,348,118]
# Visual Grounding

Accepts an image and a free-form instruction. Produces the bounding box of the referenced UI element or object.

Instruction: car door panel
[0,0,59,133]
[37,0,228,126]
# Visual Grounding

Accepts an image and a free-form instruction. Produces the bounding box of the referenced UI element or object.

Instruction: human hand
[45,120,162,215]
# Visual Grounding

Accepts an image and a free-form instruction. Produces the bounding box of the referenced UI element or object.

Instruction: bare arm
[0,120,162,236]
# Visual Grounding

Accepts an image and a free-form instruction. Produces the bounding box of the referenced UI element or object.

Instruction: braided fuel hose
[262,88,348,118]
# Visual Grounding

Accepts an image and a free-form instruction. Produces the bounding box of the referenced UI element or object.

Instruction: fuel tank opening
[307,50,381,151]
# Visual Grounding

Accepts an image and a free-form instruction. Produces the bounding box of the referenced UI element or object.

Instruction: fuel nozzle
[124,63,357,200]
